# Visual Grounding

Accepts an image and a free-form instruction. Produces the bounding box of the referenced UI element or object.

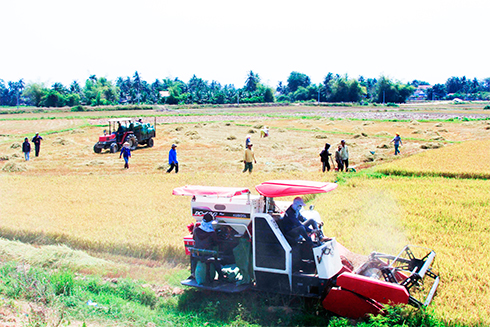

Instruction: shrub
[50,270,75,296]
[484,105,490,110]
[71,105,85,112]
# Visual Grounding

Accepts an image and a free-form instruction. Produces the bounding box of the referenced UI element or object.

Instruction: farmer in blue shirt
[390,133,403,155]
[119,142,131,169]
[167,144,179,173]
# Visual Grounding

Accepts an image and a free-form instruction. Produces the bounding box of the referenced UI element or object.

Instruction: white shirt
[340,144,349,160]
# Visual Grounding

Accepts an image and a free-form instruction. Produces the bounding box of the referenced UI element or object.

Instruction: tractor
[93,117,156,153]
[173,180,440,319]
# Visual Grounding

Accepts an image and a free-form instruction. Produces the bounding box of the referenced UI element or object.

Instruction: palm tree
[245,70,260,92]
[133,71,141,104]
[70,81,81,94]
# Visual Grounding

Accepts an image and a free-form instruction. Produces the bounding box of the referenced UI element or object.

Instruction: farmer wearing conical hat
[390,133,403,155]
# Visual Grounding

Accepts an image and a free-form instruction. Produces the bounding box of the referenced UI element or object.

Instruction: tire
[147,138,154,147]
[127,135,138,150]
[110,143,119,153]
[93,144,102,153]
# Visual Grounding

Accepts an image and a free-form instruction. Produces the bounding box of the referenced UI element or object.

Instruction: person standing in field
[243,143,256,174]
[22,137,31,161]
[319,143,332,172]
[390,133,403,155]
[31,133,43,157]
[119,142,131,169]
[167,144,179,173]
[335,145,343,171]
[340,140,349,172]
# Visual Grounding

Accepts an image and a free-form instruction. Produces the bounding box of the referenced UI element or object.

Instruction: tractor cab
[174,180,440,319]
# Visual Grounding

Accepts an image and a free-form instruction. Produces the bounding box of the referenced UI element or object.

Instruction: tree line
[1,71,489,108]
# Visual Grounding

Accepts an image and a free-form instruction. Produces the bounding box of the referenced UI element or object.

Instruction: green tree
[287,72,310,93]
[83,77,119,106]
[40,90,65,107]
[69,81,81,94]
[52,82,67,95]
[427,84,447,100]
[264,87,274,103]
[293,86,309,101]
[133,71,141,104]
[245,71,260,92]
[23,83,48,106]
[375,76,414,103]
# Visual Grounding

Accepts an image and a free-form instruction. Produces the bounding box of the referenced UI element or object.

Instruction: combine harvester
[173,180,439,319]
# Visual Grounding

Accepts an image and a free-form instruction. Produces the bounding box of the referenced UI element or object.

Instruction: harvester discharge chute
[175,180,439,319]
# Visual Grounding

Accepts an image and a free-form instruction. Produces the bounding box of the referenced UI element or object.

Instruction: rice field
[1,105,490,325]
[316,176,490,325]
[376,139,490,179]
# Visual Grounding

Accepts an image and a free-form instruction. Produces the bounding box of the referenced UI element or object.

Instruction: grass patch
[0,258,456,327]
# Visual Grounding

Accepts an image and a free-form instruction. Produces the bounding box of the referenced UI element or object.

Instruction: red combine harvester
[174,180,439,319]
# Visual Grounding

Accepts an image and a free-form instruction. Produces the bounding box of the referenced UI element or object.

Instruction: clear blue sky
[1,0,488,88]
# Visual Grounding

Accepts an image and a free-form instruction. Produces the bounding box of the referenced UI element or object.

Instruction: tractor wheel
[110,143,119,153]
[147,138,154,147]
[93,144,102,153]
[127,135,138,150]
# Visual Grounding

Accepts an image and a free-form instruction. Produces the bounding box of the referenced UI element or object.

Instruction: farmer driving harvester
[281,197,327,247]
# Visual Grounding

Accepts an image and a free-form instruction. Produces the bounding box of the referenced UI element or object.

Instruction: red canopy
[172,185,250,197]
[255,180,337,198]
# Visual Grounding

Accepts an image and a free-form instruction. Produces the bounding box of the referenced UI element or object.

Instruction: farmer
[390,133,403,155]
[22,137,31,161]
[260,126,269,138]
[193,213,226,283]
[245,134,252,147]
[119,142,131,169]
[340,140,349,172]
[319,143,332,172]
[167,144,179,173]
[116,122,124,142]
[243,143,256,174]
[335,145,343,171]
[281,197,325,247]
[31,133,43,157]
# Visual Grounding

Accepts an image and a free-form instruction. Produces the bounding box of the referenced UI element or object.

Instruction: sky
[1,0,489,89]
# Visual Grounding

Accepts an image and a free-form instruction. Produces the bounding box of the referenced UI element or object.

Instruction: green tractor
[93,118,156,153]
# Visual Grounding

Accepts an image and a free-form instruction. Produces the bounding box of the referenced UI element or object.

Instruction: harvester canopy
[172,185,250,198]
[255,180,337,198]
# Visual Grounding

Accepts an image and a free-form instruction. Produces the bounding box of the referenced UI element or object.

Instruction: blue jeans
[394,144,400,155]
[24,152,30,161]
[243,162,253,173]
[302,218,319,231]
[286,226,314,247]
[167,163,179,173]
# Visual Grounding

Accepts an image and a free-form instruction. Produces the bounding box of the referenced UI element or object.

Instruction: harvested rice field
[1,103,489,325]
